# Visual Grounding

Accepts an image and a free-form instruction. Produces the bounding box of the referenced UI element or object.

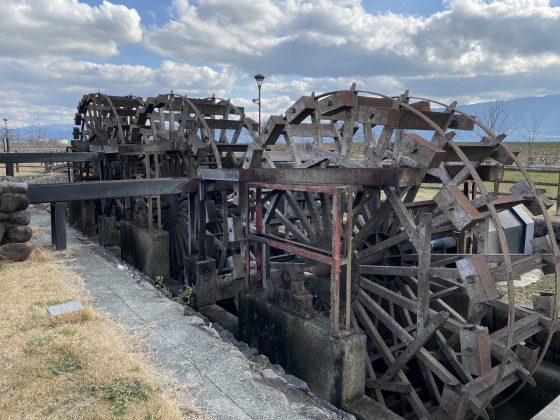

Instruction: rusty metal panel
[410,100,431,112]
[490,143,515,165]
[399,133,446,168]
[285,96,316,124]
[317,91,354,116]
[242,168,420,187]
[434,185,484,230]
[456,254,500,304]
[262,115,286,146]
[394,110,474,131]
[356,96,394,108]
[287,122,338,138]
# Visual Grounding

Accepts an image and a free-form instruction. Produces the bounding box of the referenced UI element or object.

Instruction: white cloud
[0,57,235,126]
[0,0,142,58]
[3,0,560,130]
[159,61,235,96]
[145,0,560,92]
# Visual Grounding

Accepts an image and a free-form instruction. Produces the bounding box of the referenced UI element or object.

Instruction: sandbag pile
[0,178,32,261]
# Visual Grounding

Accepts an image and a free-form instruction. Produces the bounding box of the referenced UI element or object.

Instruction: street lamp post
[3,118,14,176]
[3,119,8,152]
[254,74,265,137]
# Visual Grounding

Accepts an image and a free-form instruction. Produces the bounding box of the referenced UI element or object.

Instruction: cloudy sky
[1,0,560,127]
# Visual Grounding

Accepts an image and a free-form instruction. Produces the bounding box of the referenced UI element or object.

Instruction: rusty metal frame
[245,180,356,335]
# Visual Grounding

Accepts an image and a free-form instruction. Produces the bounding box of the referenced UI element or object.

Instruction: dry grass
[0,162,48,176]
[0,244,208,419]
[513,273,558,307]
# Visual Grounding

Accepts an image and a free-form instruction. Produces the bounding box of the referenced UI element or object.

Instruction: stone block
[0,180,28,194]
[239,291,366,406]
[0,193,29,213]
[8,210,30,225]
[98,215,120,247]
[6,224,32,243]
[184,256,217,307]
[120,220,169,278]
[0,242,32,261]
[261,368,288,388]
[47,300,84,317]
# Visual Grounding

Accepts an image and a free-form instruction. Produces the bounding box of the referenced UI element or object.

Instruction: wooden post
[556,171,560,216]
[417,212,432,330]
[330,190,341,335]
[460,325,491,376]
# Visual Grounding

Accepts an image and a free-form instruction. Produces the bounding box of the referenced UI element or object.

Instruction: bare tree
[524,114,544,163]
[26,115,49,146]
[476,100,518,137]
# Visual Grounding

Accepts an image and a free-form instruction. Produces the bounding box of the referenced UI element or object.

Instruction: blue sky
[1,0,560,127]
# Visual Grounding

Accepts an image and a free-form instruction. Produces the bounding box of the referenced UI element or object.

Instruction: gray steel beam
[51,201,67,250]
[0,152,100,163]
[27,178,198,203]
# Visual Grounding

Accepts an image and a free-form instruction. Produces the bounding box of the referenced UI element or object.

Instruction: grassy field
[500,168,560,197]
[503,141,560,154]
[0,238,207,419]
[0,162,50,176]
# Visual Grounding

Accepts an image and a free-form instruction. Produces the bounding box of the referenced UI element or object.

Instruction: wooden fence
[517,152,560,166]
[494,165,560,216]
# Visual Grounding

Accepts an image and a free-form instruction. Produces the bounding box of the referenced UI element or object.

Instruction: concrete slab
[28,206,343,420]
[533,393,560,419]
[46,300,84,317]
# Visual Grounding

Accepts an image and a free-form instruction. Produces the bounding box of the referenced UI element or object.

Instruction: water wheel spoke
[353,300,430,418]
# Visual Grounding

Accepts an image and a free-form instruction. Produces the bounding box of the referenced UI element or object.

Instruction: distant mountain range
[14,124,74,141]
[449,94,560,141]
[15,94,560,142]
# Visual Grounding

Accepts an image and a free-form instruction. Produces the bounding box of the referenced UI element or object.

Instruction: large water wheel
[72,92,144,180]
[128,93,259,280]
[245,87,560,418]
[69,93,144,232]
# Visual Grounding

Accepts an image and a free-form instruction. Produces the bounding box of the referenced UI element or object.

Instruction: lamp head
[254,73,265,87]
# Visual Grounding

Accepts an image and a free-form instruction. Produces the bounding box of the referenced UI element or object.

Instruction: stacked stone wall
[0,178,32,261]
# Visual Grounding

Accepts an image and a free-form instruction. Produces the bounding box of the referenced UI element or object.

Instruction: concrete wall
[120,220,169,278]
[98,215,119,247]
[68,200,96,235]
[239,290,366,406]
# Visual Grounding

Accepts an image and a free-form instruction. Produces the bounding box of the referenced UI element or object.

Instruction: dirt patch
[0,243,209,419]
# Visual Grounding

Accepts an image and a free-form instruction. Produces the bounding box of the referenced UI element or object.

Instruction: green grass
[34,299,65,307]
[347,140,560,161]
[82,377,153,417]
[499,168,559,198]
[43,404,58,416]
[503,141,560,154]
[25,334,54,355]
[44,352,80,375]
[101,378,153,416]
[57,327,77,337]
